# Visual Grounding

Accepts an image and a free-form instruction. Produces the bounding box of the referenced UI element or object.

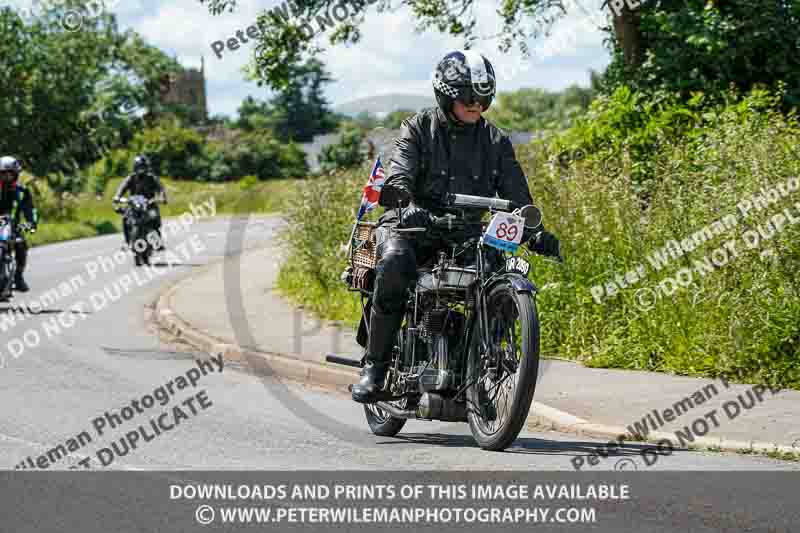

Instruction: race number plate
[483,212,525,252]
[505,256,530,276]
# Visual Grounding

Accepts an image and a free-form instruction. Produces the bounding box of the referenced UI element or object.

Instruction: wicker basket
[351,221,378,270]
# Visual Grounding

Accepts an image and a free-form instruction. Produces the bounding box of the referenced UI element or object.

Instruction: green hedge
[100,118,309,182]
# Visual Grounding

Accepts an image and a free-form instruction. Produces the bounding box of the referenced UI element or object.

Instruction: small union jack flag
[356,158,385,221]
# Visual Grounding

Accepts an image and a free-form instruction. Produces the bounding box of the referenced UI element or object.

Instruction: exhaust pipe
[326,354,362,368]
[375,393,467,422]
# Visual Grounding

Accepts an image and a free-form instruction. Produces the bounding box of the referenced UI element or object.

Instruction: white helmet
[0,156,21,181]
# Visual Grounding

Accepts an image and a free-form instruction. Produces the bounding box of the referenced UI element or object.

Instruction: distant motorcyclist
[351,50,561,404]
[113,155,167,250]
[0,156,38,293]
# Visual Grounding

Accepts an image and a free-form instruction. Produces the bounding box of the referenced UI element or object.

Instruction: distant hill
[334,94,435,116]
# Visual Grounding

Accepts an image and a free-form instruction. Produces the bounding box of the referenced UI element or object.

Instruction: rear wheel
[362,327,409,437]
[363,400,408,437]
[466,281,540,451]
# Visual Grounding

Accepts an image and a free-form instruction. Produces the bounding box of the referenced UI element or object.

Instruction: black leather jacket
[379,107,533,224]
[115,172,167,202]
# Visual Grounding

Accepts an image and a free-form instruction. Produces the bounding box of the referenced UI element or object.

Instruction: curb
[153,249,799,458]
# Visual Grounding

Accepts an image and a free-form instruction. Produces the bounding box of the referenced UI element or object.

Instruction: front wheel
[466,281,540,451]
[0,248,13,300]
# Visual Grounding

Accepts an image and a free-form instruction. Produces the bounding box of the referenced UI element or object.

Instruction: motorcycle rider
[351,50,561,404]
[113,155,168,250]
[0,156,38,293]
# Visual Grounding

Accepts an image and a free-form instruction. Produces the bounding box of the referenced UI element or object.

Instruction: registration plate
[505,256,530,276]
[483,212,525,252]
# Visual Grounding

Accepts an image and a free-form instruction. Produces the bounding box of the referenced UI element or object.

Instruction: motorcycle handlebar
[444,193,517,212]
[393,215,475,234]
[113,197,158,205]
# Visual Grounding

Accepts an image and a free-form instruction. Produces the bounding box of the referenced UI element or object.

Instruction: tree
[200,0,800,109]
[381,109,416,129]
[604,0,800,106]
[239,58,338,142]
[200,0,577,89]
[485,85,596,132]
[0,3,181,183]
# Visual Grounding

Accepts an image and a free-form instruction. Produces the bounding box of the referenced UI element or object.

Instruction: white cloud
[113,0,611,117]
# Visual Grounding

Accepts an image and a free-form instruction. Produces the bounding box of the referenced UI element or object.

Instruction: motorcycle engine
[417,307,466,391]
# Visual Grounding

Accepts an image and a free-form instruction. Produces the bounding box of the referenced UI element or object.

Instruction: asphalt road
[1,216,798,472]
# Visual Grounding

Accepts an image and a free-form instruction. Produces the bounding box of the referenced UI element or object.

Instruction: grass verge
[26,176,299,248]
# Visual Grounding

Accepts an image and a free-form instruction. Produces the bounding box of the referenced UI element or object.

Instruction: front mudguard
[484,272,538,296]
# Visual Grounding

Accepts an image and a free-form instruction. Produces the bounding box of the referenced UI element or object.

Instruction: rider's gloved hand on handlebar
[400,202,432,228]
[530,229,561,258]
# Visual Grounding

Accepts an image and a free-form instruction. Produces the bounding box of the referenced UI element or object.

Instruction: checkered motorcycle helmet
[432,50,496,114]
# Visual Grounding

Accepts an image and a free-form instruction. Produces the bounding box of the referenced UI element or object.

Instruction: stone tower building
[160,57,208,122]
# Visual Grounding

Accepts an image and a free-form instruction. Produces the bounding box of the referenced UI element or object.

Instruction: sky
[106,0,613,117]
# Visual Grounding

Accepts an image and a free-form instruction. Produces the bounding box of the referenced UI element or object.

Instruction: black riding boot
[13,241,29,292]
[351,307,403,404]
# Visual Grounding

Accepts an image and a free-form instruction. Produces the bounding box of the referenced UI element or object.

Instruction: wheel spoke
[470,291,527,436]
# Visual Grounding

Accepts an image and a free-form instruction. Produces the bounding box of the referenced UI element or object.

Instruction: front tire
[0,249,12,300]
[466,281,540,451]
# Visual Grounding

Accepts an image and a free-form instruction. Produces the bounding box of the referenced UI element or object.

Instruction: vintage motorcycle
[0,216,34,301]
[329,193,556,451]
[113,195,160,267]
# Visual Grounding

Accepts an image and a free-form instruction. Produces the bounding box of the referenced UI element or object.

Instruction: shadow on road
[0,306,92,316]
[101,346,199,361]
[380,432,662,458]
[147,262,207,268]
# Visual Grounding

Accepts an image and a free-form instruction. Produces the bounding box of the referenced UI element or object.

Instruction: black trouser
[372,231,418,316]
[370,226,477,315]
[358,227,442,359]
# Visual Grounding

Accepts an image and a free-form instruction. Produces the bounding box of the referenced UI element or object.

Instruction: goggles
[451,85,493,110]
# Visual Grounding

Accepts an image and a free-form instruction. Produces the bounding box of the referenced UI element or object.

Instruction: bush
[318,123,365,173]
[129,118,206,178]
[238,175,259,191]
[277,170,366,325]
[531,87,800,388]
[91,120,309,182]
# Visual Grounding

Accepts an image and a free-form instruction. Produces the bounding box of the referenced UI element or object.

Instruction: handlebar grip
[445,193,516,211]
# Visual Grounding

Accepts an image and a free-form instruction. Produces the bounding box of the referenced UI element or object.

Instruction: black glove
[399,202,432,228]
[530,230,560,258]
